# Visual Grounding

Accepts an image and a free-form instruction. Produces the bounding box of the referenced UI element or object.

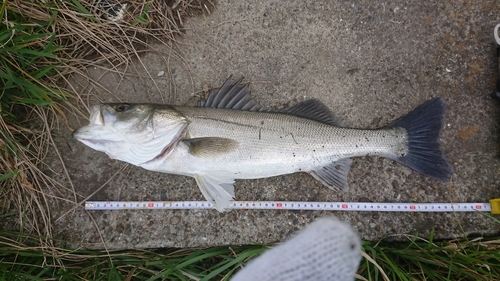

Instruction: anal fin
[194,174,235,212]
[309,158,353,191]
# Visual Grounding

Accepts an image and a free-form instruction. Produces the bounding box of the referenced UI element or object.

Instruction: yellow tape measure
[490,198,500,214]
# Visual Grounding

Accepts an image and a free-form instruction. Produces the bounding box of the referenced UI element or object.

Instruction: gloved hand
[231,217,361,281]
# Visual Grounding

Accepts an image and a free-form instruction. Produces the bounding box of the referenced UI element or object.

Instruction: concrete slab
[45,0,500,249]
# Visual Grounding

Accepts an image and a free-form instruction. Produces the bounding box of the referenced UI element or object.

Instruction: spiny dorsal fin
[280,99,345,127]
[183,137,238,158]
[309,158,353,191]
[200,76,266,111]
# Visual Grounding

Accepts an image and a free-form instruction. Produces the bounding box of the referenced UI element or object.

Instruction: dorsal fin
[200,76,266,111]
[280,99,344,126]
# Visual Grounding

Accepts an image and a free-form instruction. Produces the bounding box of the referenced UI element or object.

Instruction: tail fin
[388,98,453,181]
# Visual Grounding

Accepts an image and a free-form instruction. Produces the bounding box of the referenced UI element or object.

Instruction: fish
[73,77,453,212]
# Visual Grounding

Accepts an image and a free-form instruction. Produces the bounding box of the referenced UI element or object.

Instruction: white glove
[231,217,361,281]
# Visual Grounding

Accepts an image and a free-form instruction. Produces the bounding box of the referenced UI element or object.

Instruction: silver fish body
[73,77,453,211]
[142,106,407,179]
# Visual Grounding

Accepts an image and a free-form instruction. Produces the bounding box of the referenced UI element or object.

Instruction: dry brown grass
[9,0,213,63]
[0,106,61,247]
[1,0,213,245]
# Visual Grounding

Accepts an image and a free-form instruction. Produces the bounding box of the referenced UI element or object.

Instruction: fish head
[73,103,188,165]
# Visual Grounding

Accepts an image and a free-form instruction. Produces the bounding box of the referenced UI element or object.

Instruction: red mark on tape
[476,205,482,209]
[342,204,348,209]
[410,205,416,210]
[277,203,283,207]
[148,202,154,207]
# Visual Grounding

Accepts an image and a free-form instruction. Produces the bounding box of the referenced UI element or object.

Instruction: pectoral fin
[309,158,353,191]
[194,174,235,212]
[183,137,238,158]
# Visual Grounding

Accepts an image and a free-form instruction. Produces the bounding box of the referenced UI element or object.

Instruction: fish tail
[387,98,453,181]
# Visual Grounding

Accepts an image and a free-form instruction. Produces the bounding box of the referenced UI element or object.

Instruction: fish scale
[176,107,407,172]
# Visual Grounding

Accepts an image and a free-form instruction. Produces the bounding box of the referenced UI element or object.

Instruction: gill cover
[73,103,188,165]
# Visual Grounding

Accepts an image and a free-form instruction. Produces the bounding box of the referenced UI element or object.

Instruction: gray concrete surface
[44,0,500,249]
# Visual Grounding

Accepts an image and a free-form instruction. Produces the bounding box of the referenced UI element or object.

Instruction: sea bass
[73,77,453,211]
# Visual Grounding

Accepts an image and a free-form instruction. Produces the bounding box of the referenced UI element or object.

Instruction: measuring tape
[85,199,500,214]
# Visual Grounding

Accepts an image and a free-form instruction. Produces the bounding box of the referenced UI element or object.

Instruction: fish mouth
[77,138,110,145]
[72,124,120,144]
[72,105,120,142]
[87,104,116,126]
[72,126,118,145]
[72,106,104,140]
[89,105,104,125]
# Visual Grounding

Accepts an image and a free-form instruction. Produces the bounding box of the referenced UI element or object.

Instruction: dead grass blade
[1,0,213,252]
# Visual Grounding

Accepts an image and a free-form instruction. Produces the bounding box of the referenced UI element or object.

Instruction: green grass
[0,0,70,244]
[0,230,268,281]
[360,234,500,280]
[0,1,66,117]
[1,228,500,281]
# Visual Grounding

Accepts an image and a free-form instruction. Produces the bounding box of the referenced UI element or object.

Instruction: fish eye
[115,104,131,112]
